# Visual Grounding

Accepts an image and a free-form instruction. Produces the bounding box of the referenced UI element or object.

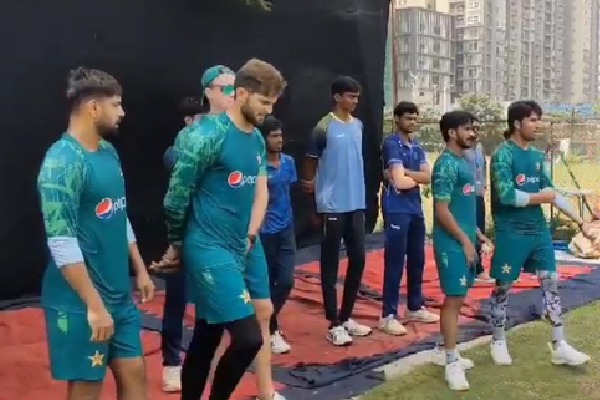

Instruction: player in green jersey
[432,111,493,391]
[489,100,595,367]
[159,59,286,400]
[37,67,155,400]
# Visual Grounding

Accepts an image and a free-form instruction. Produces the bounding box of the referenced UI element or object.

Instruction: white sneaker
[343,318,372,336]
[271,331,291,354]
[256,391,287,400]
[327,325,353,346]
[445,361,470,391]
[490,340,513,365]
[550,341,591,366]
[431,346,474,370]
[378,315,407,336]
[162,365,182,393]
[407,307,440,323]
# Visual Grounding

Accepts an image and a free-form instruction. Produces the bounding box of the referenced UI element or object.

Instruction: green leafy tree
[459,95,505,152]
[242,0,272,10]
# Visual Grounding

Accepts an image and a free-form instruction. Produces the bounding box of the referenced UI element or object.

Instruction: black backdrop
[0,0,388,301]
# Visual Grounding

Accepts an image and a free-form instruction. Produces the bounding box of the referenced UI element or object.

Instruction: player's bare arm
[248,175,269,239]
[404,161,431,184]
[126,221,155,303]
[389,163,418,190]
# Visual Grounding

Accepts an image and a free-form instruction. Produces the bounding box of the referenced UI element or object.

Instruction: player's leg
[488,232,531,365]
[406,215,439,323]
[44,308,108,400]
[246,239,278,400]
[528,232,590,366]
[339,210,372,337]
[320,212,352,345]
[161,271,186,392]
[268,224,296,354]
[380,212,410,336]
[432,250,474,375]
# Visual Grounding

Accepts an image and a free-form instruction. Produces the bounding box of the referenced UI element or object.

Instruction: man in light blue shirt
[302,76,372,346]
[463,116,493,282]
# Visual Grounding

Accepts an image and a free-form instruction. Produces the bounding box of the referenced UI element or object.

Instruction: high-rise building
[450,0,507,101]
[505,0,563,102]
[390,0,455,112]
[562,0,599,104]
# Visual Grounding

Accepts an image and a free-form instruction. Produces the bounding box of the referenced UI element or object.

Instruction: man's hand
[149,245,181,273]
[136,270,155,303]
[301,179,315,194]
[481,240,495,258]
[462,239,477,266]
[246,234,257,255]
[88,306,114,342]
[581,222,598,241]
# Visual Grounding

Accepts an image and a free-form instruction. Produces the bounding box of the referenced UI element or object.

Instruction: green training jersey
[490,140,552,233]
[432,149,477,251]
[38,134,132,312]
[164,113,267,254]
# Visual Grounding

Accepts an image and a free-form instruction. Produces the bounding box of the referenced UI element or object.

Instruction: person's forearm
[553,192,584,225]
[302,157,318,181]
[248,189,268,236]
[405,170,431,184]
[61,264,104,311]
[128,242,147,275]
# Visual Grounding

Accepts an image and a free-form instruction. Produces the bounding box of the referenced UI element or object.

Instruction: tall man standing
[379,101,439,336]
[302,76,372,346]
[160,66,236,393]
[463,116,493,282]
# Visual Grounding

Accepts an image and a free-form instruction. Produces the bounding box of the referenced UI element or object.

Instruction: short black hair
[507,100,543,135]
[66,67,122,111]
[393,101,419,118]
[179,96,204,119]
[470,114,479,123]
[331,76,361,96]
[439,110,473,142]
[258,115,282,137]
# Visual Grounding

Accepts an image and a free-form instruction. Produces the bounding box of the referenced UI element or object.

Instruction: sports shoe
[445,361,470,391]
[327,325,353,346]
[256,391,287,400]
[430,346,474,370]
[162,365,182,393]
[475,273,494,284]
[490,340,512,365]
[406,307,440,323]
[550,341,590,366]
[378,315,407,336]
[343,318,372,336]
[271,331,291,354]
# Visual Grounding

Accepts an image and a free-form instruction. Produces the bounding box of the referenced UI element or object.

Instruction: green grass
[375,157,600,235]
[361,301,600,400]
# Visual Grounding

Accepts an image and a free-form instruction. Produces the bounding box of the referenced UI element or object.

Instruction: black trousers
[320,210,366,325]
[475,196,486,275]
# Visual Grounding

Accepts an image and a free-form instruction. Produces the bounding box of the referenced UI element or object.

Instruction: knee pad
[537,270,558,291]
[229,316,263,353]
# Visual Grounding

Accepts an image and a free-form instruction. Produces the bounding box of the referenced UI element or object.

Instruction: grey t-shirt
[464,142,486,196]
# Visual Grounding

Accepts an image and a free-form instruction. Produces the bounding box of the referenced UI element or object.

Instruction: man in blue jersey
[258,116,297,355]
[379,101,439,337]
[158,59,286,400]
[37,67,155,400]
[302,76,372,346]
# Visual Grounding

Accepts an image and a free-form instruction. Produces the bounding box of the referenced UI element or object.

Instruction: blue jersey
[37,134,134,312]
[306,113,365,213]
[261,153,297,234]
[381,134,427,215]
[164,113,267,255]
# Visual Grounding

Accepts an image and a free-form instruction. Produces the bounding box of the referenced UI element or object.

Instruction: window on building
[467,15,480,24]
[468,1,480,10]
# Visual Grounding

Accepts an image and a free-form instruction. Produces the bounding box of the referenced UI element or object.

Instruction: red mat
[0,246,591,400]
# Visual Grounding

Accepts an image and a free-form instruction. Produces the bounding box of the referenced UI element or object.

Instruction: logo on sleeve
[227,171,257,189]
[95,197,126,219]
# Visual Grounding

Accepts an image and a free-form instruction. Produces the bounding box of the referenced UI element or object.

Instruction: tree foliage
[458,94,504,122]
[243,0,272,11]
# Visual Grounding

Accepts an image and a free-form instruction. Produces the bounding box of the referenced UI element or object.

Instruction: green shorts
[434,247,475,297]
[245,238,270,300]
[490,230,556,284]
[44,303,143,382]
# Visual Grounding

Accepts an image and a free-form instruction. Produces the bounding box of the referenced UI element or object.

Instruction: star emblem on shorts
[88,350,104,367]
[501,264,512,274]
[239,289,251,304]
[459,275,467,286]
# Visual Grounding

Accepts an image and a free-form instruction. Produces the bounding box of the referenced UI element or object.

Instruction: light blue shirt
[464,142,486,196]
[306,114,365,213]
